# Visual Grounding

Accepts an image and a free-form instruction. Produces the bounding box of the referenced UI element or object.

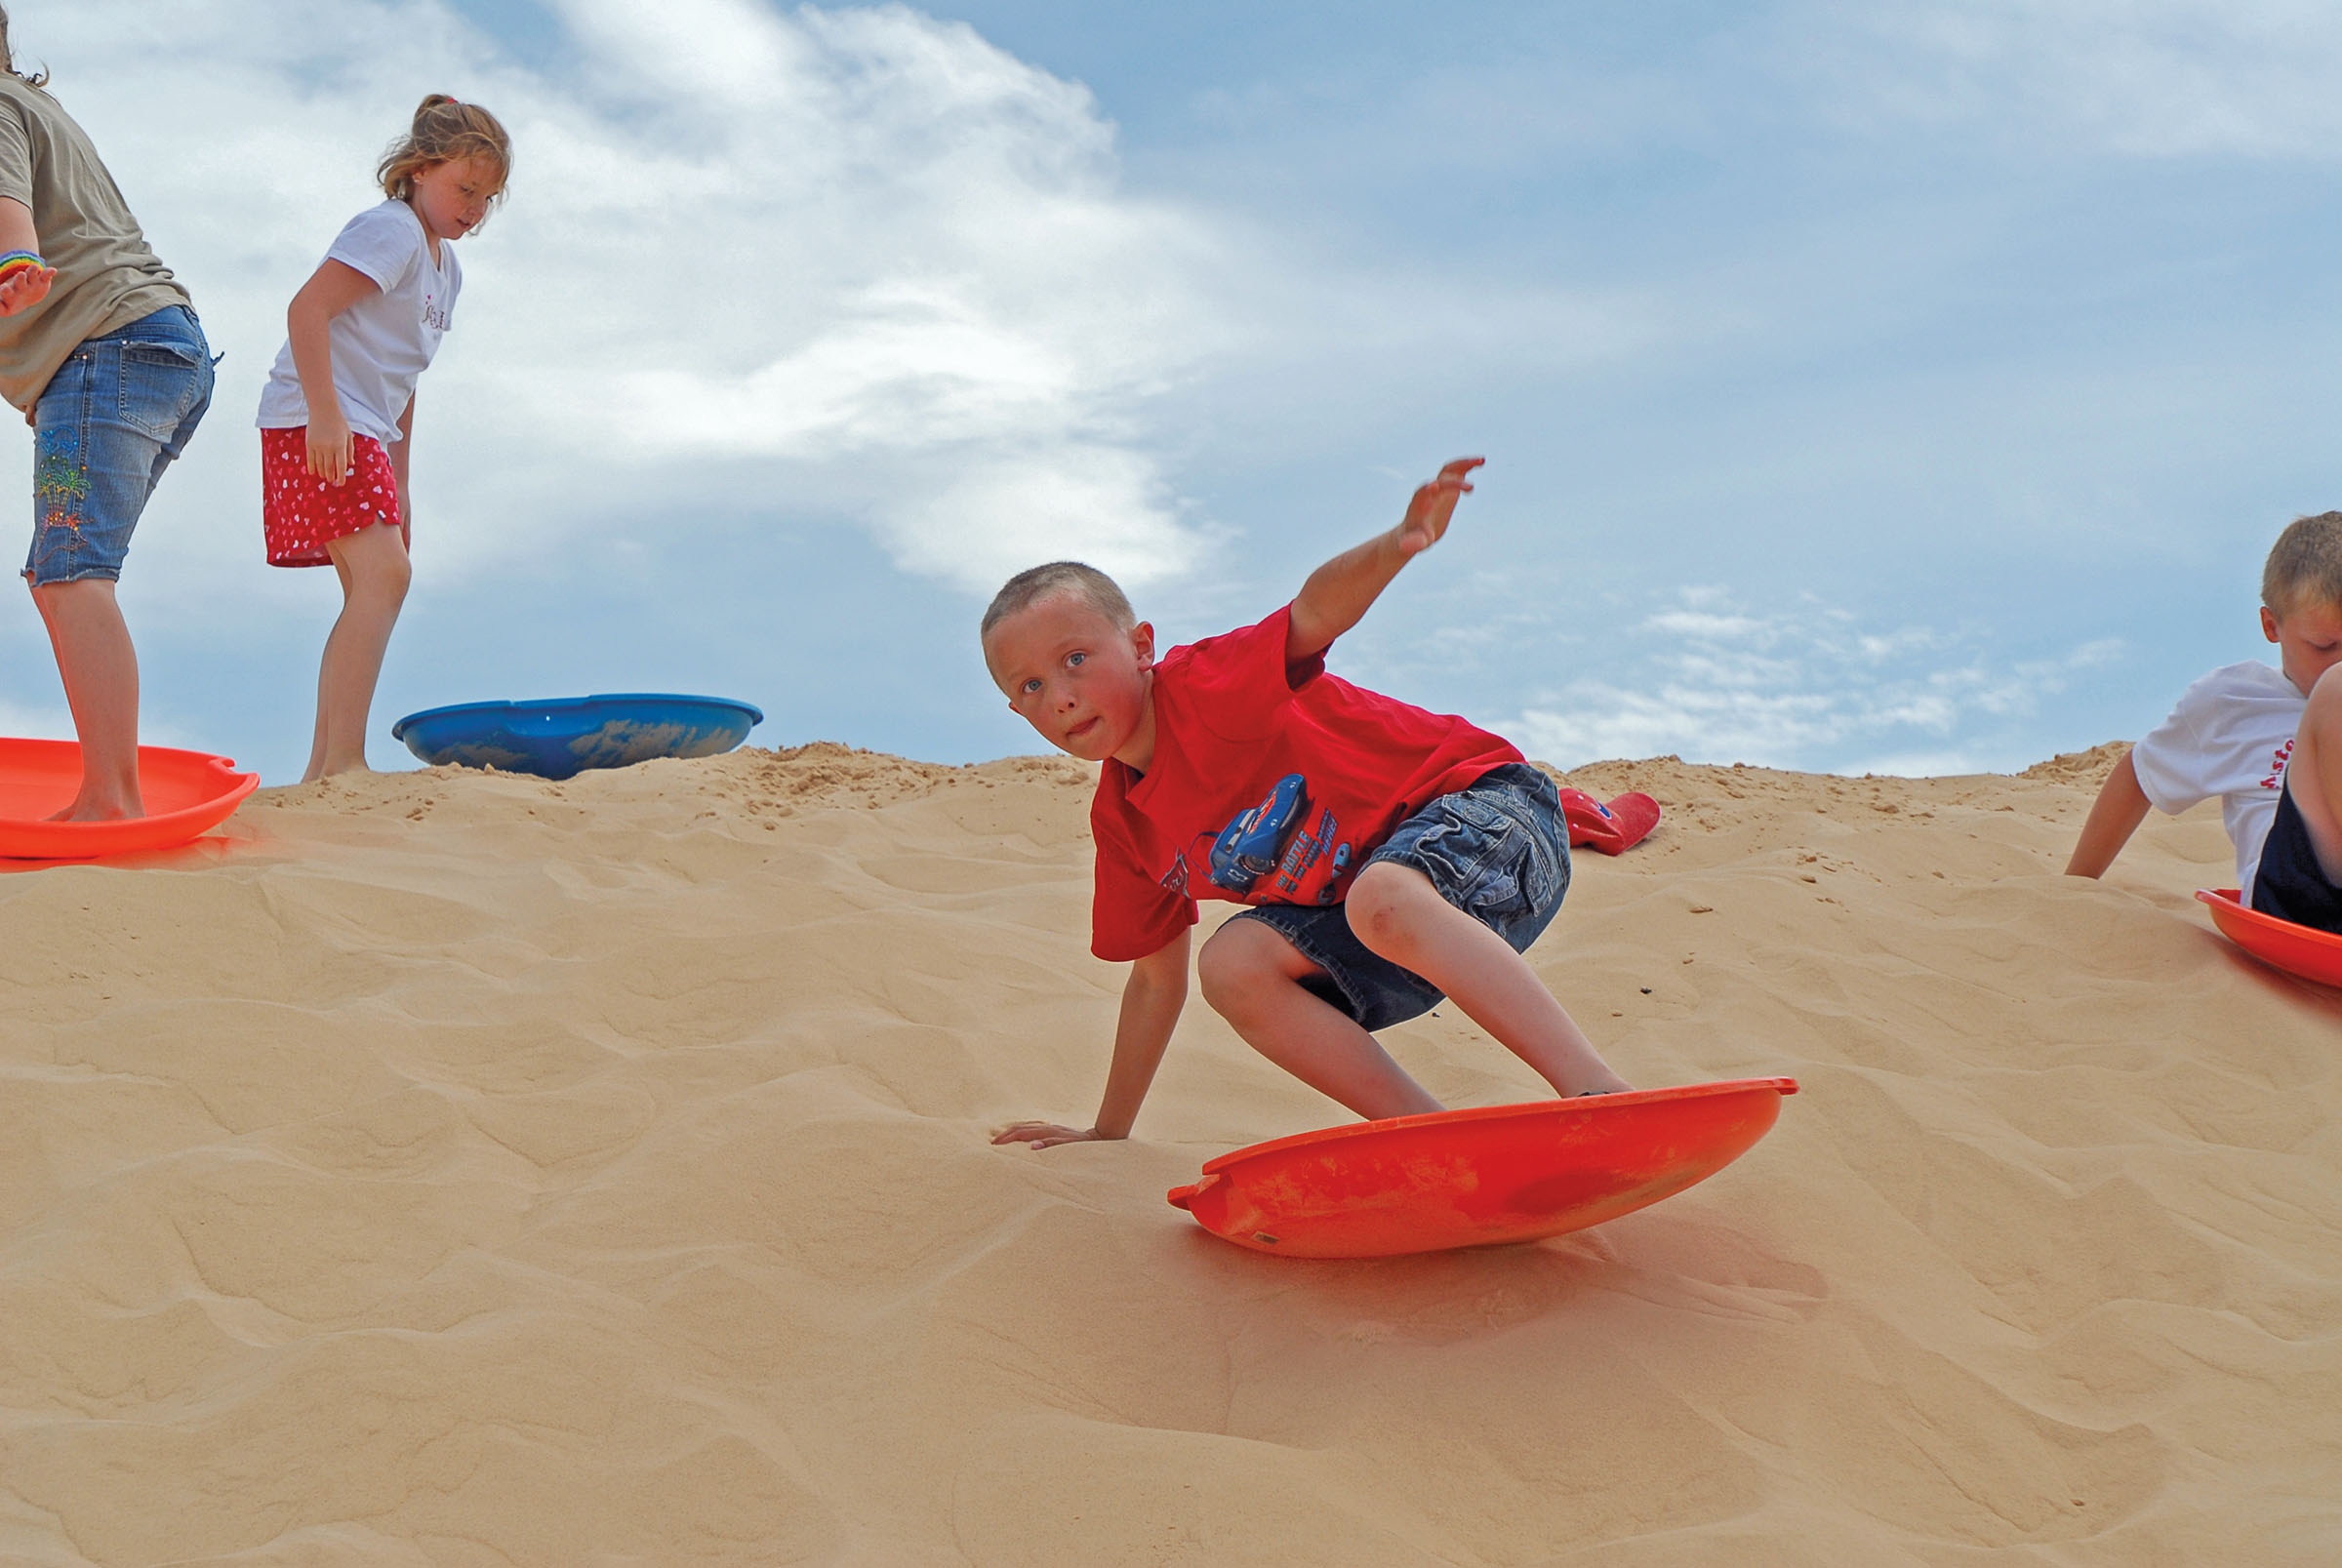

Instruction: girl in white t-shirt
[257,96,510,782]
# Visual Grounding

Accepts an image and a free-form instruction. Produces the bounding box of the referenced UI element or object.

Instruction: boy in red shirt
[984,458,1632,1150]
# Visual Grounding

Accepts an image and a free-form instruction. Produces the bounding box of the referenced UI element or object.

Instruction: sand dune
[1,743,2336,1565]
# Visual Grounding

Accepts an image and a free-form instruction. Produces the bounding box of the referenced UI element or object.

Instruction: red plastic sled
[2197,888,2342,988]
[1167,1077,1797,1259]
[0,738,258,861]
[1557,787,1661,855]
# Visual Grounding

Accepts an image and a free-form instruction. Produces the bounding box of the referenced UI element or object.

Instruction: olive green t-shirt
[0,75,189,411]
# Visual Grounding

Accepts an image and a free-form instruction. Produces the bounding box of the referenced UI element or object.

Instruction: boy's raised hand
[1288,454,1489,663]
[1393,457,1483,558]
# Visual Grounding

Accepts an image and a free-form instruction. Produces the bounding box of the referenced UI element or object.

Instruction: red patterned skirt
[261,425,403,567]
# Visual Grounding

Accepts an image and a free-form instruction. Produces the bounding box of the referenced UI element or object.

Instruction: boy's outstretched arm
[992,929,1191,1149]
[1287,457,1483,664]
[2066,749,2152,877]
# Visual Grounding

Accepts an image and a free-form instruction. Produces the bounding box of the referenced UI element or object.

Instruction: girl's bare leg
[27,576,142,821]
[1345,861,1632,1098]
[301,550,357,783]
[305,524,409,781]
[1196,917,1444,1120]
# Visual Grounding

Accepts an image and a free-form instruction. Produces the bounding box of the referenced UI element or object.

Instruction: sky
[3,0,2340,783]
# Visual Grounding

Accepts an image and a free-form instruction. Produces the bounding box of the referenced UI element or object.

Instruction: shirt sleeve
[326,205,420,294]
[2129,683,2214,815]
[1089,801,1197,962]
[1176,605,1325,744]
[0,101,31,209]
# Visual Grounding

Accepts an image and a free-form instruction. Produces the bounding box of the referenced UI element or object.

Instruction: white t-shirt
[256,200,459,446]
[2129,660,2304,899]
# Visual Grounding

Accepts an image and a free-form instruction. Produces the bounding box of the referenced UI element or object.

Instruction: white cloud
[1644,609,1775,643]
[867,444,1207,591]
[1504,586,2125,771]
[1798,0,2342,158]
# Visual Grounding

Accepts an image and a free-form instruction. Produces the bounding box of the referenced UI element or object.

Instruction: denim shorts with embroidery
[1228,762,1573,1032]
[22,304,214,586]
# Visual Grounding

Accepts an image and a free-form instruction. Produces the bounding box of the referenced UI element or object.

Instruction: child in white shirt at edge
[2068,510,2342,932]
[256,96,509,782]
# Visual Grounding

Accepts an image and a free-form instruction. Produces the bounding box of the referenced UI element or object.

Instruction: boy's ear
[2263,606,2281,644]
[1131,620,1156,669]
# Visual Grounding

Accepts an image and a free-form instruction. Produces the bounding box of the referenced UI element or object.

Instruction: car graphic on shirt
[1209,774,1311,894]
[1205,774,1354,903]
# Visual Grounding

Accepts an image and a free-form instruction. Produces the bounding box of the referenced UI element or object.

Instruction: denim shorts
[22,304,215,586]
[1230,762,1573,1031]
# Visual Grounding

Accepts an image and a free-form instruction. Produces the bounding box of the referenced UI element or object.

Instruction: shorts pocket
[1514,799,1567,916]
[1462,785,1570,928]
[117,340,205,442]
[1410,797,1523,914]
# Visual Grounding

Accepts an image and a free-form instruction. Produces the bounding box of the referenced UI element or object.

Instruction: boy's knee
[1344,862,1426,954]
[2309,662,2342,718]
[1196,922,1278,1015]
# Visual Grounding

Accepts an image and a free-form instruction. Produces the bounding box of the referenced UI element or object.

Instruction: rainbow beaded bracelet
[0,250,43,285]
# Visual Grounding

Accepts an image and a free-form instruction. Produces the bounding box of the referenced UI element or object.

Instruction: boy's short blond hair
[981,561,1135,639]
[2263,511,2342,616]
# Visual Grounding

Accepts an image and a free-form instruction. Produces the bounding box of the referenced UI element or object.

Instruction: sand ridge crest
[2,745,2337,1564]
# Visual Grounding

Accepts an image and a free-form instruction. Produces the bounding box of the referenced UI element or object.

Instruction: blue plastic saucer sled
[392,694,764,781]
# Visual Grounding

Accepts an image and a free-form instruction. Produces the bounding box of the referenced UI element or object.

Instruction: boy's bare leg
[2288,664,2342,885]
[306,524,410,782]
[27,577,142,821]
[1197,918,1445,1121]
[1345,861,1633,1098]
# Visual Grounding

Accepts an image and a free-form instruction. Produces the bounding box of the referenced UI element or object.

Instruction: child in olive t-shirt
[0,46,213,823]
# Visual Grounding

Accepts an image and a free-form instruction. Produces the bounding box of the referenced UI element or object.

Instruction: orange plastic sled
[0,738,258,861]
[2197,888,2342,988]
[1167,1076,1798,1259]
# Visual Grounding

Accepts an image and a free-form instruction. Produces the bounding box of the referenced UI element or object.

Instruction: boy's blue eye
[1068,652,1086,667]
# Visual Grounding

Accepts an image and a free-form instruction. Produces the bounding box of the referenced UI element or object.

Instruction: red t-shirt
[1089,606,1524,961]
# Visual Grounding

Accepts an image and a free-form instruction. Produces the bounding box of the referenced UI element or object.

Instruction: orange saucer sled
[2197,888,2342,988]
[0,739,258,861]
[1167,1077,1797,1259]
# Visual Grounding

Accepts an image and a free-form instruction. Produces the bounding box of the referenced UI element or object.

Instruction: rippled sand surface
[2,742,2335,1565]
